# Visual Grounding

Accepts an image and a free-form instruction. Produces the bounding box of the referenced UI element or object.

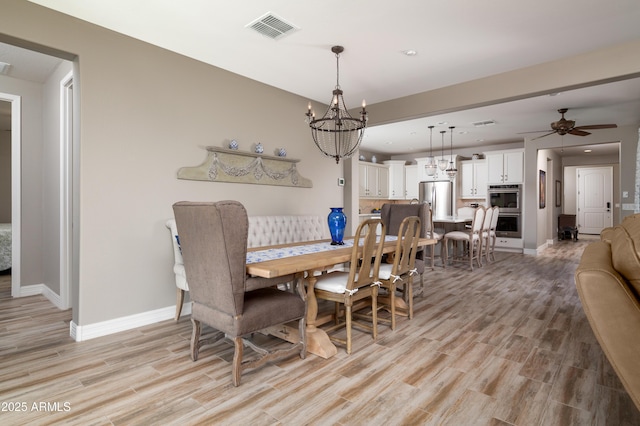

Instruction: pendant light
[446,126,458,180]
[438,130,448,171]
[425,125,437,176]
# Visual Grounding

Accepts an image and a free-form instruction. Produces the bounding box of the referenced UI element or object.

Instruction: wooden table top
[246,237,436,279]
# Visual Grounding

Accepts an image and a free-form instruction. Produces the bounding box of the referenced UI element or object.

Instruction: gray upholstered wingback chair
[172,200,306,386]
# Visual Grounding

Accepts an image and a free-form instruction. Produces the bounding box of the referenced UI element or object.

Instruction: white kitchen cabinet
[359,163,389,198]
[460,160,487,198]
[404,165,418,200]
[486,150,523,184]
[383,160,406,200]
[494,237,523,252]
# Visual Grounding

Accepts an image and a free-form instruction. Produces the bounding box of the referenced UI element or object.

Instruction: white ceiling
[5,0,640,156]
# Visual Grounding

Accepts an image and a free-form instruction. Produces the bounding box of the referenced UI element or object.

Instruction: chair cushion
[445,231,479,241]
[314,271,350,294]
[192,287,305,336]
[378,263,393,280]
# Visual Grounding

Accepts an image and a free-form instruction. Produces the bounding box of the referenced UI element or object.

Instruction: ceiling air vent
[472,120,496,127]
[246,12,298,40]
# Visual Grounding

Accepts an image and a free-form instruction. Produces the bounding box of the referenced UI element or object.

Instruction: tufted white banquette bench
[166,215,330,320]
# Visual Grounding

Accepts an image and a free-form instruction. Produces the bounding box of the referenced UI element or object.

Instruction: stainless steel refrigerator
[419,180,453,218]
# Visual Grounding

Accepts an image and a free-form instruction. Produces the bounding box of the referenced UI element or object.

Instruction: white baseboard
[70,301,192,342]
[19,284,65,310]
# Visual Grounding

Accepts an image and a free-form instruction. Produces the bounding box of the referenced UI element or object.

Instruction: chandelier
[446,126,458,180]
[305,46,368,164]
[425,125,437,176]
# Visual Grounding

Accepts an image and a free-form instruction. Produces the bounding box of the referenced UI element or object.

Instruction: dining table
[246,235,436,358]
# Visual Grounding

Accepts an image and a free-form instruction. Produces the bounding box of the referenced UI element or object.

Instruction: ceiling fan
[521,108,617,140]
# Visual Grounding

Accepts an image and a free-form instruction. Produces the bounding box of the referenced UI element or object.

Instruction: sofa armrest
[575,241,640,410]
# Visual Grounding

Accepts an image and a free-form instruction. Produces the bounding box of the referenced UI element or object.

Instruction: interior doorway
[577,166,613,234]
[0,94,21,296]
[0,41,76,312]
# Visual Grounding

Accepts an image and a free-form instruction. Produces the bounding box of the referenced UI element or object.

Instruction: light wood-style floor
[1,240,639,425]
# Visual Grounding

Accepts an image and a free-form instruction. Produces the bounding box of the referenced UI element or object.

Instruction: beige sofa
[575,213,640,410]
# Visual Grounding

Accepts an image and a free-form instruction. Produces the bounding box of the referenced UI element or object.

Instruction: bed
[0,223,11,271]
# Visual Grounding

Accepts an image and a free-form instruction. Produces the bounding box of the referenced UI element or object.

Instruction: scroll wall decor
[177,146,313,188]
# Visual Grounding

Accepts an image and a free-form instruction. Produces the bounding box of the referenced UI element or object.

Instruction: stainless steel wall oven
[489,184,522,238]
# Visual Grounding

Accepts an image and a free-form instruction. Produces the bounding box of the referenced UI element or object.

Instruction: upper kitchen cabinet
[359,162,389,198]
[486,150,524,184]
[460,159,487,198]
[404,165,418,200]
[383,160,406,200]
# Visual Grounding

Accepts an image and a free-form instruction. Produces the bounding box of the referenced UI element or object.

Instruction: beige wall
[40,60,73,294]
[1,0,343,325]
[0,73,45,285]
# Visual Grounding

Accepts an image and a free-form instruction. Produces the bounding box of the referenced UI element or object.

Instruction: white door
[577,167,613,234]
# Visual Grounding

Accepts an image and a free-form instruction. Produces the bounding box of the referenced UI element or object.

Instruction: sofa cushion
[610,219,640,297]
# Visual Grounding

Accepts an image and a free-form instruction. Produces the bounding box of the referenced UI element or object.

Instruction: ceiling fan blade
[531,131,557,140]
[573,124,617,130]
[568,129,590,136]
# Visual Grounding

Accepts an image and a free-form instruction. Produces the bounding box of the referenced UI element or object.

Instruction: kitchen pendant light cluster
[424,126,457,180]
[305,46,368,164]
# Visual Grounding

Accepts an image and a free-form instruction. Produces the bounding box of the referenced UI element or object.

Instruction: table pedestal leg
[305,272,337,359]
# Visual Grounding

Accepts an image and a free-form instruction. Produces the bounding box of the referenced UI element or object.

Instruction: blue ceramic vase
[328,207,347,245]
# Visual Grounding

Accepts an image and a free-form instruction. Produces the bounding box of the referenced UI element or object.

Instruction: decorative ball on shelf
[371,155,377,163]
[277,148,287,157]
[255,143,264,154]
[228,139,239,150]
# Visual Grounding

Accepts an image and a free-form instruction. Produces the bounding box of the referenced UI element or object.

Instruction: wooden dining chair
[487,206,500,263]
[376,216,421,330]
[443,207,485,271]
[480,206,493,265]
[172,200,306,386]
[313,218,386,354]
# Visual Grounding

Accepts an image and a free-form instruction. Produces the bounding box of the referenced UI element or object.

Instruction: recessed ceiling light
[402,49,418,56]
[386,141,393,145]
[458,131,469,135]
[436,121,448,125]
[549,92,561,97]
[584,149,592,153]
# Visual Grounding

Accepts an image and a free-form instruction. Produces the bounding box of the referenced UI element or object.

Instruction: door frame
[0,92,21,297]
[59,71,73,309]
